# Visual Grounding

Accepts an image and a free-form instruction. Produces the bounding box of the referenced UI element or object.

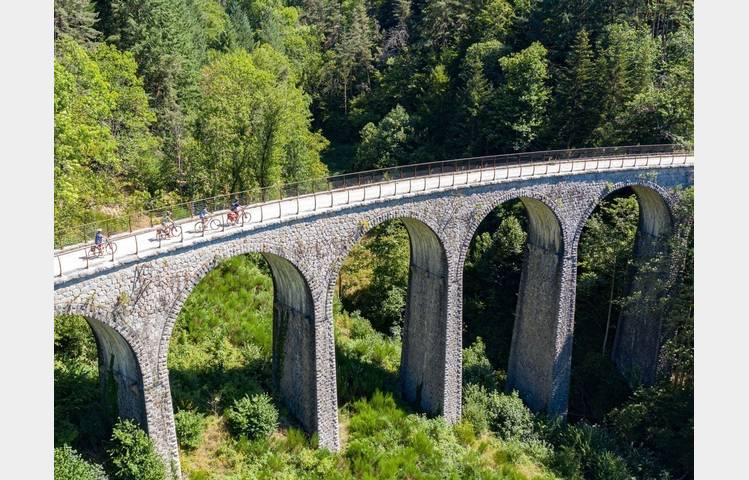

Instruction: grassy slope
[169,255,558,480]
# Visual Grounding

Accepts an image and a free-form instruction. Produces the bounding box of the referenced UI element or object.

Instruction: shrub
[462,337,498,390]
[283,427,308,452]
[108,419,166,480]
[174,410,206,451]
[187,470,210,480]
[551,422,631,480]
[462,383,490,433]
[453,420,476,446]
[588,450,631,480]
[485,390,535,442]
[54,445,107,480]
[225,393,279,440]
[605,383,693,477]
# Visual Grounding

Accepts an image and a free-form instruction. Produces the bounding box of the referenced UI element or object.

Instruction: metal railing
[54,144,683,249]
[54,145,693,278]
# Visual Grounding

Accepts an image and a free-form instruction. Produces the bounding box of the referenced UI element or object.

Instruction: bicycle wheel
[195,221,204,233]
[106,242,117,255]
[171,225,182,237]
[241,211,251,223]
[209,218,220,230]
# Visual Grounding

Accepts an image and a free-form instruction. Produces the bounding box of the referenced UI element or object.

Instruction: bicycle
[194,215,220,233]
[89,238,117,258]
[156,218,182,240]
[226,207,250,226]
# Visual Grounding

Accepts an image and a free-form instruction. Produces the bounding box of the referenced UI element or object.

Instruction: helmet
[96,229,102,232]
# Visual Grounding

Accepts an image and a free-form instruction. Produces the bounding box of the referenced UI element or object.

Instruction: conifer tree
[97,0,202,182]
[55,0,101,46]
[555,28,599,148]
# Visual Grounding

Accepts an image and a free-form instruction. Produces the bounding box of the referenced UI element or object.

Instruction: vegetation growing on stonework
[54,0,693,478]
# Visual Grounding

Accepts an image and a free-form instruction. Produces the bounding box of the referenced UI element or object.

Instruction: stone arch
[571,180,675,252]
[324,211,450,416]
[158,244,308,387]
[457,192,570,415]
[156,245,323,428]
[53,304,148,431]
[571,180,676,388]
[457,192,568,273]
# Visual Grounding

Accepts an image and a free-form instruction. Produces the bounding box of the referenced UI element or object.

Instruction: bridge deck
[54,153,693,281]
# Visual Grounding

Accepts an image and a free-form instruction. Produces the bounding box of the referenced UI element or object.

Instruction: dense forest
[54,1,694,479]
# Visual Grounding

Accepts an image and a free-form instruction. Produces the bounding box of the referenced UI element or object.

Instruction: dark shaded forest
[54,0,692,235]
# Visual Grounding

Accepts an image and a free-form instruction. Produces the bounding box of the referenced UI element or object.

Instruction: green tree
[419,0,469,52]
[226,0,257,51]
[92,43,163,194]
[658,19,694,146]
[331,1,381,114]
[54,36,120,236]
[54,36,163,238]
[100,0,202,179]
[496,41,551,151]
[55,0,101,46]
[355,104,413,170]
[591,23,659,145]
[193,0,236,53]
[188,47,327,196]
[340,220,410,334]
[455,40,504,154]
[225,393,279,440]
[382,0,411,58]
[555,28,599,148]
[577,196,639,356]
[470,0,515,43]
[611,16,694,148]
[463,202,527,367]
[571,194,640,421]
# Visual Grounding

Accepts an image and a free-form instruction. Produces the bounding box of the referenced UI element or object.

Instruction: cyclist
[156,210,175,239]
[228,198,241,223]
[94,229,104,252]
[199,206,210,221]
[231,197,241,212]
[162,210,173,227]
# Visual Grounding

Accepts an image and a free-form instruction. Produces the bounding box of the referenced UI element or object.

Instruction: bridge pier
[264,253,339,449]
[507,198,575,417]
[611,186,675,387]
[80,315,181,478]
[400,219,450,416]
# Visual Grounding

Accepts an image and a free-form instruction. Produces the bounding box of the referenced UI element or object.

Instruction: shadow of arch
[326,212,450,417]
[159,249,321,440]
[54,312,147,431]
[86,316,147,425]
[573,182,675,388]
[459,194,568,415]
[263,252,317,431]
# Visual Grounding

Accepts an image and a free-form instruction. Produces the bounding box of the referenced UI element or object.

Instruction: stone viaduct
[53,151,693,477]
